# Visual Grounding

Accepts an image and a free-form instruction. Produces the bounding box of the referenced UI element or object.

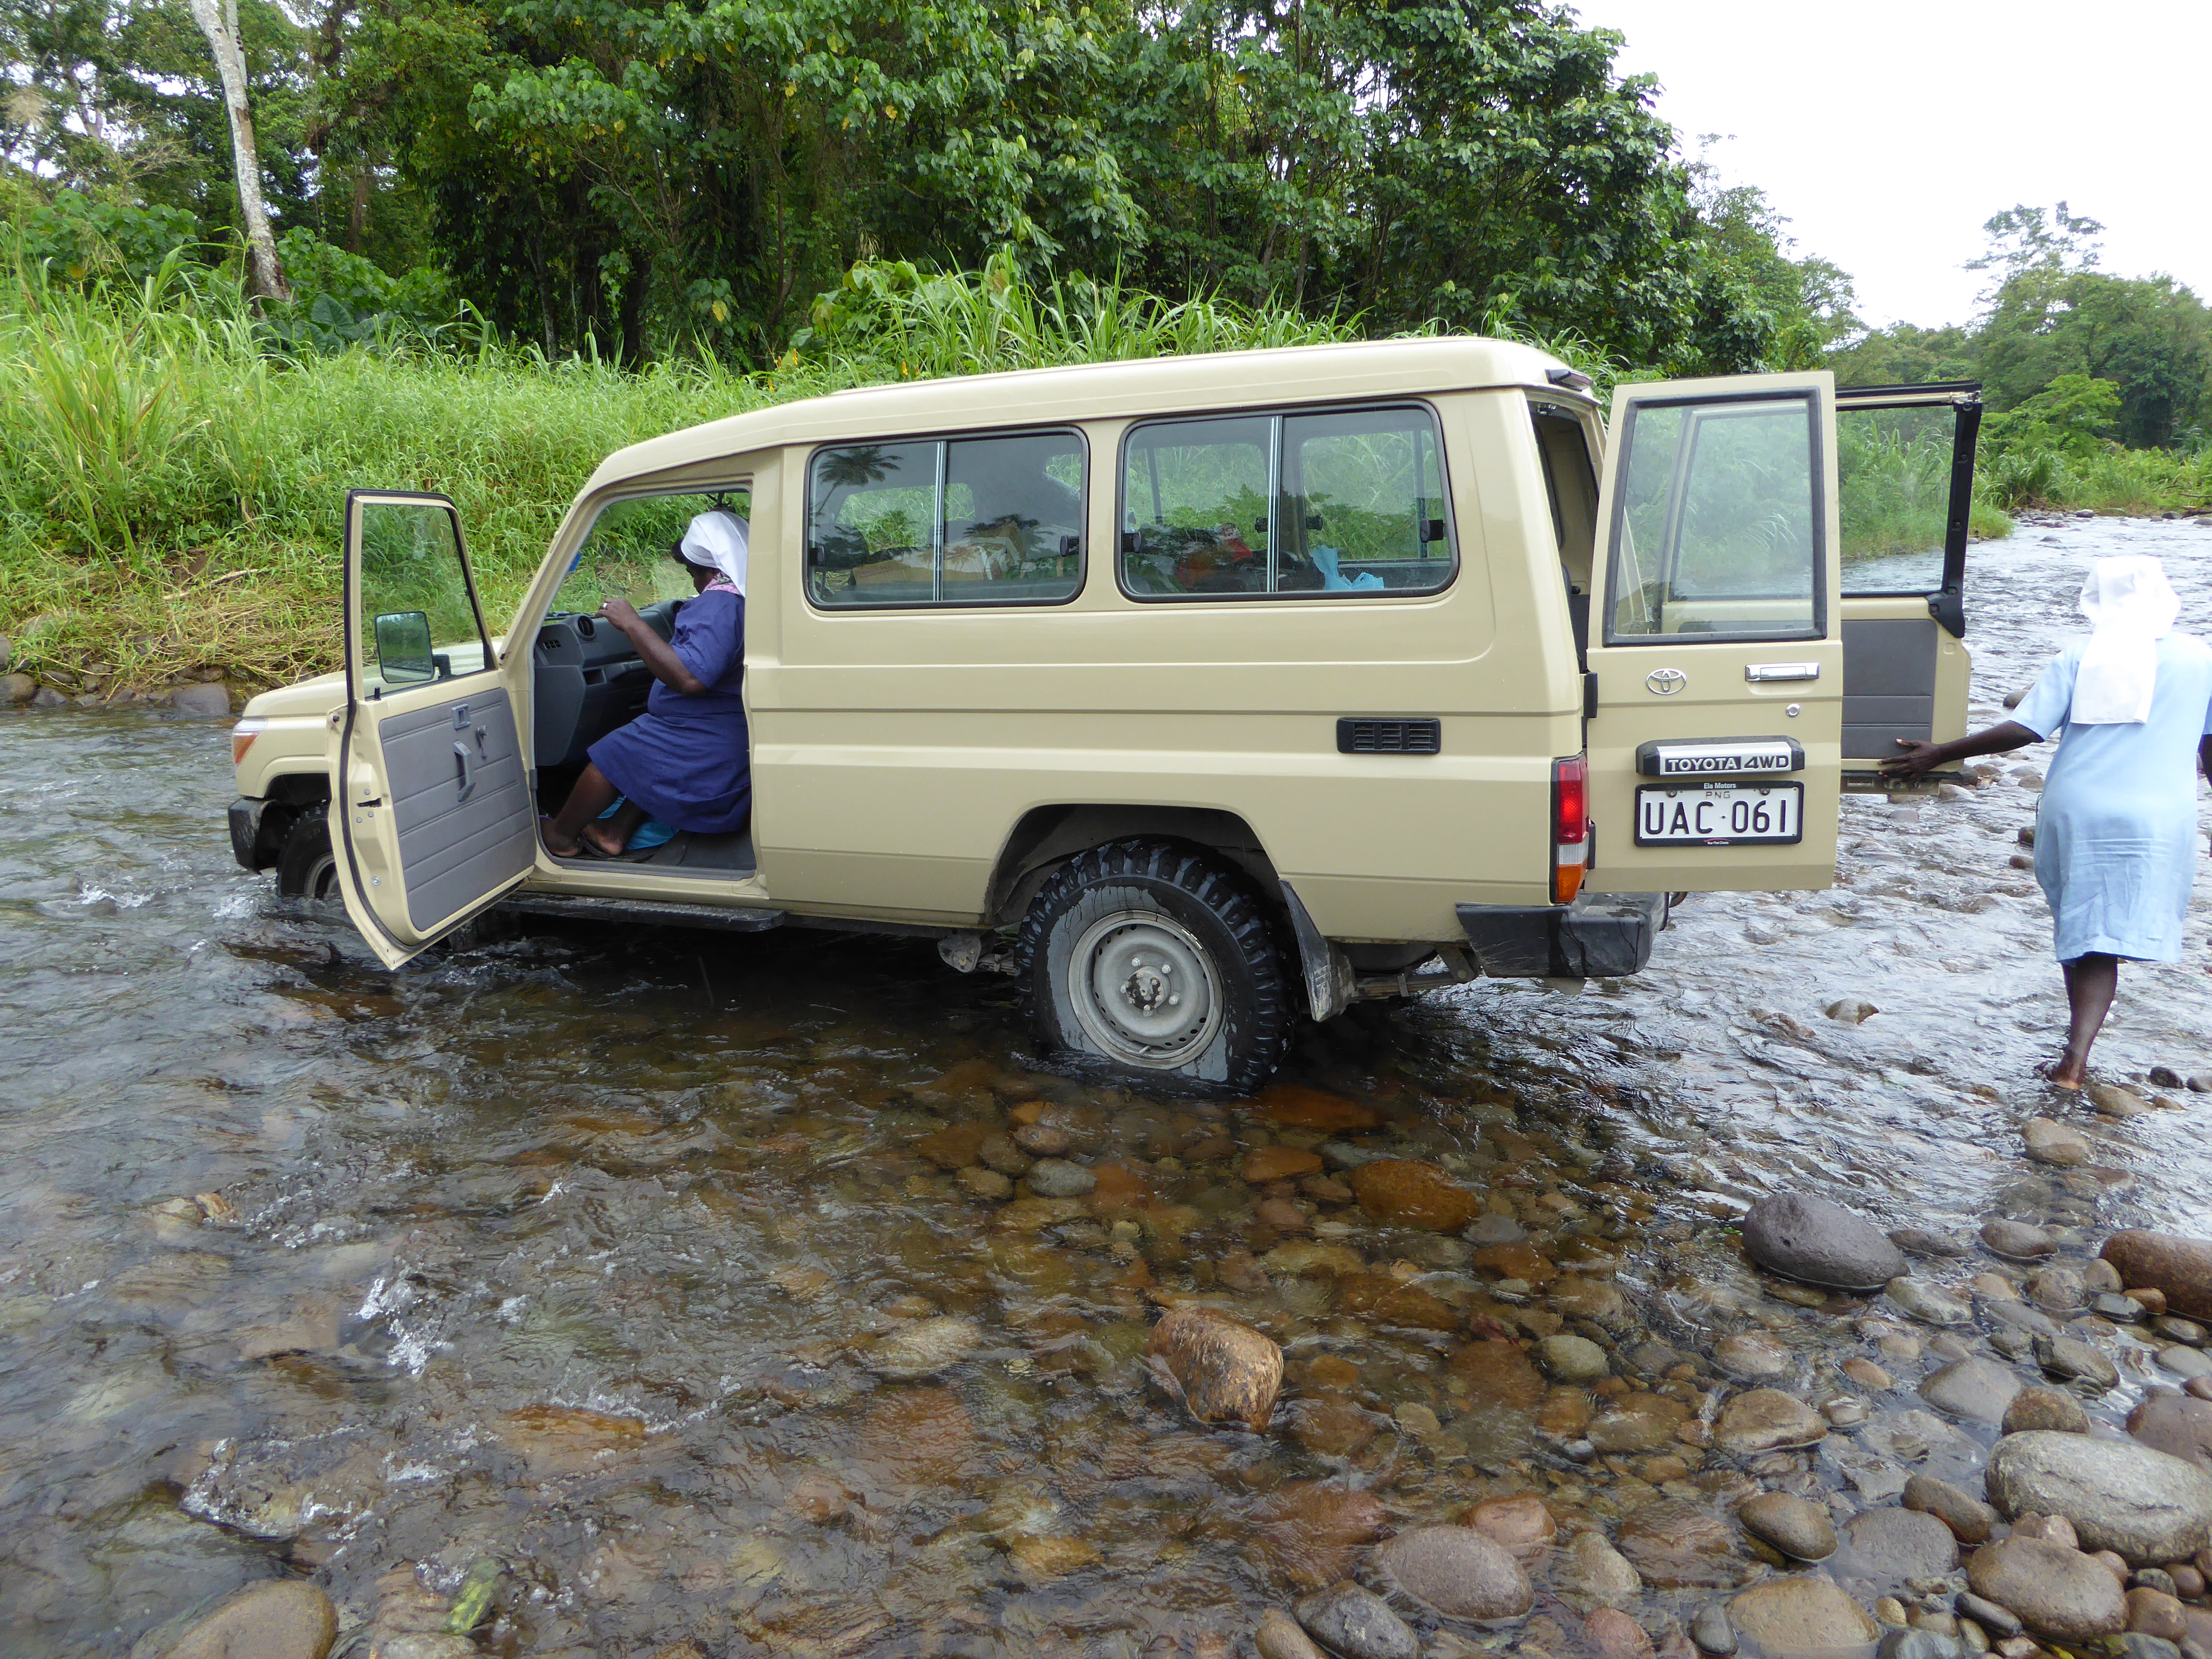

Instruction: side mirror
[374,610,436,684]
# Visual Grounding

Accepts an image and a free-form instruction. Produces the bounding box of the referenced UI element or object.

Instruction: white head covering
[677,510,749,597]
[2071,555,2181,724]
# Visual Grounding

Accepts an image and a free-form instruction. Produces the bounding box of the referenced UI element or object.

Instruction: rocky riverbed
[4,515,2212,1659]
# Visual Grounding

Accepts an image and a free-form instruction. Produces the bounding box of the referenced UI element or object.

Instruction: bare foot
[539,815,581,857]
[2036,1058,2085,1092]
[578,821,628,857]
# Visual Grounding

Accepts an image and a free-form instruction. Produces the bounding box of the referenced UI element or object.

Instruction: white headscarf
[2072,555,2181,724]
[678,510,749,597]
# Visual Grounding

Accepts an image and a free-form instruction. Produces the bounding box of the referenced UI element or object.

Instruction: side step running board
[497,892,786,932]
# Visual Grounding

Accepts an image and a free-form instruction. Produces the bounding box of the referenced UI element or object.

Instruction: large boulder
[2105,1233,2212,1322]
[1725,1575,1879,1659]
[2128,1394,2212,1476]
[1986,1430,2212,1564]
[1965,1537,2127,1642]
[1742,1194,1907,1292]
[1369,1525,1535,1619]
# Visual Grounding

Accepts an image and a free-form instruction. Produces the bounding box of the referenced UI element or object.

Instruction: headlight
[230,717,267,767]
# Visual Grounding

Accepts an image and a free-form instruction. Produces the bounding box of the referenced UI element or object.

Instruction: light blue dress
[2013,633,2212,963]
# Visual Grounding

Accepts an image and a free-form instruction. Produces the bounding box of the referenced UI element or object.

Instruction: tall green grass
[1981,442,2212,516]
[0,252,1375,690]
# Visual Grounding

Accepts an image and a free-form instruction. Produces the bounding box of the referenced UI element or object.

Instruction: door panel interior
[380,687,535,929]
[1841,615,1938,758]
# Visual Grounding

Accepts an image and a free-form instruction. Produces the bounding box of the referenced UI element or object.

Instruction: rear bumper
[1456,891,1666,979]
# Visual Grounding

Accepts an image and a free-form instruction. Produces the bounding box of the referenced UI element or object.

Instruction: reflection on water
[2,518,2210,1657]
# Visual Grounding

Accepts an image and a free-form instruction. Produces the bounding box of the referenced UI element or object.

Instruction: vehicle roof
[588,335,1582,491]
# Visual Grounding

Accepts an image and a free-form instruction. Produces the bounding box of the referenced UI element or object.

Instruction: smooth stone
[2090,1083,2154,1119]
[1540,1334,1612,1382]
[1465,1492,1557,1553]
[1727,1575,1881,1659]
[153,1581,338,1659]
[1370,1525,1535,1619]
[1588,1607,1658,1659]
[2028,1266,2085,1312]
[1887,1279,1973,1327]
[2034,1333,2120,1390]
[168,681,232,716]
[1844,1359,1895,1390]
[1564,1530,1644,1603]
[2129,1589,2191,1642]
[1905,1473,1997,1544]
[1878,1632,1963,1659]
[2159,1318,2210,1348]
[1589,1392,1692,1453]
[2023,1119,2091,1167]
[2128,1395,2212,1476]
[0,672,33,705]
[1024,1158,1097,1198]
[1714,1389,1829,1455]
[1348,1159,1480,1231]
[1987,1431,2212,1564]
[1953,1593,2021,1638]
[1449,1341,1547,1412]
[1717,1332,1795,1382]
[1967,1537,2128,1641]
[2163,1349,2212,1382]
[1147,1306,1282,1430]
[1293,1582,1418,1659]
[868,1316,980,1380]
[1256,1609,1327,1659]
[1252,1484,1389,1587]
[1919,1360,2025,1425]
[1618,1501,1742,1590]
[2012,1514,2081,1550]
[1693,1604,1740,1656]
[1743,1194,1909,1292]
[1739,1492,1840,1561]
[958,1165,1012,1199]
[1893,1229,1973,1260]
[1466,1213,1528,1246]
[2107,1233,2212,1324]
[1845,1508,1961,1581]
[1243,1146,1326,1183]
[1981,1221,2058,1261]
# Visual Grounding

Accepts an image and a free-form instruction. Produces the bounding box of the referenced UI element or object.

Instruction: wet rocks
[1743,1194,1908,1292]
[2034,1333,2119,1390]
[1243,1146,1325,1183]
[1465,1492,1556,1554]
[2126,1588,2189,1641]
[916,1122,989,1170]
[1563,1531,1643,1603]
[2005,1386,2090,1436]
[1449,1341,1547,1411]
[1826,998,1879,1024]
[1370,1525,1535,1619]
[150,1581,338,1659]
[1254,1083,1381,1132]
[2127,1395,2212,1475]
[1252,1483,1388,1586]
[1023,1158,1096,1198]
[1917,1359,2025,1425]
[1716,1332,1795,1382]
[1692,1603,1739,1656]
[1147,1305,1282,1430]
[169,681,232,716]
[1619,1501,1741,1589]
[1738,1492,1839,1562]
[1349,1159,1480,1231]
[1967,1537,2128,1642]
[1726,1575,1881,1659]
[1844,1508,1960,1581]
[1986,1431,2212,1563]
[1589,1392,1692,1453]
[2105,1233,2212,1322]
[1886,1279,1973,1327]
[868,1316,981,1380]
[2089,1083,2152,1119]
[1538,1334,1611,1381]
[2023,1119,2091,1167]
[1293,1582,1418,1659]
[1980,1220,2057,1261]
[1256,1608,1327,1659]
[1714,1389,1829,1455]
[1265,1240,1366,1278]
[1891,1228,1972,1260]
[1902,1473,1995,1544]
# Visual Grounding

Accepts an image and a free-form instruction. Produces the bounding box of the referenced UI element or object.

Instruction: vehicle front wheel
[275,807,342,907]
[1017,839,1293,1094]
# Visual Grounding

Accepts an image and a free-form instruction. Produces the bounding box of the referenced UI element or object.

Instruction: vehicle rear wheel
[275,808,341,906]
[1017,839,1293,1093]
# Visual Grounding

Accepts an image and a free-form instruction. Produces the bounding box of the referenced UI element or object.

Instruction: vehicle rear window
[1120,403,1454,599]
[806,429,1085,608]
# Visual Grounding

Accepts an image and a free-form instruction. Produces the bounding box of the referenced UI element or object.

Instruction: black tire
[275,808,341,905]
[1017,839,1293,1094]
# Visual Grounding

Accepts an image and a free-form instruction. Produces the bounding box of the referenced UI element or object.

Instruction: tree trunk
[186,0,291,303]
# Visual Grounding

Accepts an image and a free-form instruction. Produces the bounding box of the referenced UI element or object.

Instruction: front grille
[1337,717,1442,755]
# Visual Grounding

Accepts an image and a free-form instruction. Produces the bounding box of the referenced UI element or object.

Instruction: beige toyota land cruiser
[226,339,1982,1091]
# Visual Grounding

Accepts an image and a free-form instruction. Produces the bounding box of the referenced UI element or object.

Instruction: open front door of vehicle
[326,491,537,968]
[1834,381,1982,785]
[1582,372,1844,894]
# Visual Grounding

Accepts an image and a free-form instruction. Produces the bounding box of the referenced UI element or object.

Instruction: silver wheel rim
[1066,909,1223,1069]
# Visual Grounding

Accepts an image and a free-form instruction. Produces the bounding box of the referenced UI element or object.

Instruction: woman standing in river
[1885,556,2212,1089]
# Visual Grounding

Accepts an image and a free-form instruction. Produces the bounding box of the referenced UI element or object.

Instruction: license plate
[1635,783,1803,846]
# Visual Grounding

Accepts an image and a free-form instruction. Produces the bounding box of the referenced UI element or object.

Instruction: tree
[185,0,288,298]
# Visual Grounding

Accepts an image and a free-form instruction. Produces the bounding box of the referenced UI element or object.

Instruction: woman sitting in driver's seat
[540,511,751,858]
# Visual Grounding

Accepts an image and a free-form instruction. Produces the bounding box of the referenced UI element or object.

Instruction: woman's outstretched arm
[1880,720,2042,781]
[600,597,708,696]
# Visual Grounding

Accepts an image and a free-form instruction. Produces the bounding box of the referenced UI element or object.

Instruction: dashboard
[531,599,682,769]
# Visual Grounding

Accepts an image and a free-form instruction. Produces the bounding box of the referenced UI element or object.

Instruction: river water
[4,516,2211,1659]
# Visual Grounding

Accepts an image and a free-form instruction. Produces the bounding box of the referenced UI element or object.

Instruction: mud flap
[1457,892,1664,979]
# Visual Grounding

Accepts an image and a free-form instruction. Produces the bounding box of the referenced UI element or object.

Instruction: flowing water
[4,516,2212,1659]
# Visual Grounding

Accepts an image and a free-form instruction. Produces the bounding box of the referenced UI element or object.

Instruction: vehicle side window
[1837,402,1954,595]
[807,430,1084,608]
[1606,393,1820,643]
[1120,403,1453,599]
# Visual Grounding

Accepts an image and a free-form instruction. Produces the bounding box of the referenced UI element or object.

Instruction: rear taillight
[1552,754,1589,904]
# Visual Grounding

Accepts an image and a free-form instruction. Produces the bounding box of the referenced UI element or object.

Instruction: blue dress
[2013,633,2212,963]
[587,590,751,835]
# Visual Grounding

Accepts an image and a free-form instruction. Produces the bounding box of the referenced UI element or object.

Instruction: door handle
[1744,662,1820,683]
[453,740,476,802]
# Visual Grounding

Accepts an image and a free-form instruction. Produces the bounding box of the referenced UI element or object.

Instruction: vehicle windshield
[554,490,750,614]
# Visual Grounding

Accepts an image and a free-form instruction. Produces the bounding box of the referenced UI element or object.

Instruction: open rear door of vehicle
[1834,381,1982,786]
[326,490,537,968]
[1581,371,1844,894]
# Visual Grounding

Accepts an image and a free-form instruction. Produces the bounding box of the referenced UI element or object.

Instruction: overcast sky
[1578,0,2210,331]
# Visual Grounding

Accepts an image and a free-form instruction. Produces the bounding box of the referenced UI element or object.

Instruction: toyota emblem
[1645,668,1687,696]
